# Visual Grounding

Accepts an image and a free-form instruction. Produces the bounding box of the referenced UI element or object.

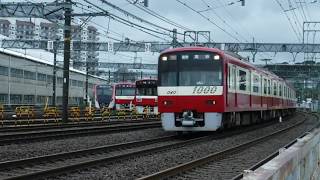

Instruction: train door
[227,64,236,109]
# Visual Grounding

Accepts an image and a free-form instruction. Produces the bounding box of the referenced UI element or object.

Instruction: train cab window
[238,69,247,91]
[161,72,177,86]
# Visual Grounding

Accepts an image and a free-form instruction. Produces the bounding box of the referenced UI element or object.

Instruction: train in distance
[94,79,158,115]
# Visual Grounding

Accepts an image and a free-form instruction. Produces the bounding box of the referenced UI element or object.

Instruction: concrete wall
[242,127,320,180]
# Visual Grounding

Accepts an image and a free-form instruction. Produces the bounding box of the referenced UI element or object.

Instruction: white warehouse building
[0,48,108,107]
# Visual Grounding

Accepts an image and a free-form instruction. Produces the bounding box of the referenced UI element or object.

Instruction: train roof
[160,46,224,55]
[113,82,135,85]
[135,78,157,82]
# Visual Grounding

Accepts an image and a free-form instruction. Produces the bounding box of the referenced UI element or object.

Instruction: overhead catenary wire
[274,0,302,42]
[294,0,309,22]
[198,0,250,43]
[97,0,180,35]
[287,0,304,32]
[78,0,172,42]
[175,0,242,42]
[72,3,133,42]
[126,0,193,32]
[212,0,271,60]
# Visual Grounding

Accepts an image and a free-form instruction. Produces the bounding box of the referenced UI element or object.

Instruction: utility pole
[172,28,178,48]
[62,0,72,122]
[85,59,89,106]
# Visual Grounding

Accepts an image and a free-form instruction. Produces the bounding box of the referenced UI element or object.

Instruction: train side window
[228,65,231,89]
[279,84,282,97]
[252,73,260,93]
[263,78,267,95]
[238,69,247,91]
[273,81,277,96]
[228,65,236,91]
[267,79,271,95]
[232,67,236,90]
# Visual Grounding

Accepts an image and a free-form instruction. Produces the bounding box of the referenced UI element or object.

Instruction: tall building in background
[0,18,100,75]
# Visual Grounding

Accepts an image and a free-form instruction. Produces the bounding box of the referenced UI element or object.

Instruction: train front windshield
[96,85,112,106]
[137,87,157,96]
[115,87,135,96]
[159,52,223,86]
[136,80,157,96]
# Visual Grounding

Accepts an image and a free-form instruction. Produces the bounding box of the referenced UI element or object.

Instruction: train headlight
[213,55,220,60]
[161,56,168,61]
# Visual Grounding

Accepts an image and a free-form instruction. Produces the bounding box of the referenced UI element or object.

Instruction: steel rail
[0,122,161,145]
[0,135,177,171]
[138,119,307,180]
[0,119,159,133]
[0,118,283,180]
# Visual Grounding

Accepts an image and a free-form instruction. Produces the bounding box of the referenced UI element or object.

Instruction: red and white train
[134,79,158,115]
[109,82,136,110]
[158,47,296,131]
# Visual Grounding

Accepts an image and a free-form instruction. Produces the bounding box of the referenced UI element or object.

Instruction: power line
[287,0,304,31]
[216,0,254,40]
[73,3,139,42]
[78,0,172,41]
[175,0,242,42]
[97,0,176,35]
[294,0,308,21]
[126,0,193,32]
[275,0,302,42]
[198,0,250,43]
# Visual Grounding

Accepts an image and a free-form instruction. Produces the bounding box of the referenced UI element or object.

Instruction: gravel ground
[0,127,173,162]
[172,119,317,180]
[0,139,183,180]
[50,113,318,180]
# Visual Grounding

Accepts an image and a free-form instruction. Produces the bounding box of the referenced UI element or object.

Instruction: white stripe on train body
[158,86,223,96]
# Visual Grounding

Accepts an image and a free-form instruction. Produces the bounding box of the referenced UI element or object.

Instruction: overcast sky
[10,0,320,64]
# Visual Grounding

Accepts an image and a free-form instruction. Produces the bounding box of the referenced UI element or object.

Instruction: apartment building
[0,18,99,74]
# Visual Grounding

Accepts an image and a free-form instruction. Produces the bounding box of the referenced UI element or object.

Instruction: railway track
[0,118,293,180]
[0,119,159,133]
[0,121,161,145]
[137,118,310,180]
